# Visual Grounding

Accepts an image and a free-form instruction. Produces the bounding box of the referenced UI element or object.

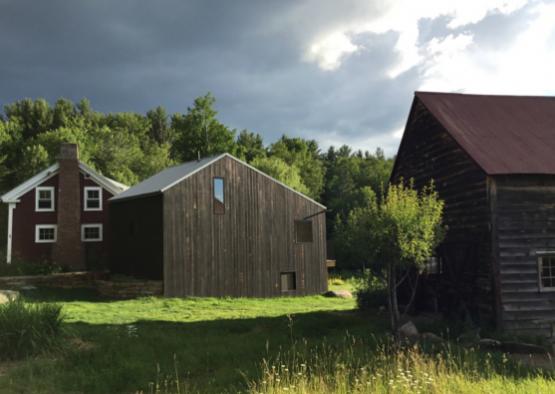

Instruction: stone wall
[0,271,163,299]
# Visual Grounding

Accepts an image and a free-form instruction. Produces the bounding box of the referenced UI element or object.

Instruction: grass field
[0,283,554,393]
[0,287,369,393]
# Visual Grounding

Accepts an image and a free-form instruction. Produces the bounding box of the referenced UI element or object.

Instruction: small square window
[84,187,102,211]
[281,272,296,292]
[295,220,313,243]
[213,177,225,214]
[81,224,103,242]
[35,187,55,212]
[539,254,555,290]
[35,224,57,243]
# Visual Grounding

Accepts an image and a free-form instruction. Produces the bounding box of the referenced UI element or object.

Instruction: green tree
[368,182,444,332]
[269,136,325,199]
[171,93,236,162]
[236,130,265,162]
[147,106,172,144]
[251,156,309,195]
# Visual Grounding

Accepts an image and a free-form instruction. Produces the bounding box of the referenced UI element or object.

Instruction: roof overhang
[1,162,128,203]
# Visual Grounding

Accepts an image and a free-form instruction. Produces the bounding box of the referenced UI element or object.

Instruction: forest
[0,93,394,269]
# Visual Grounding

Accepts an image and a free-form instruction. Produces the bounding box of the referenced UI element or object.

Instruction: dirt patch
[68,337,95,351]
[0,360,21,377]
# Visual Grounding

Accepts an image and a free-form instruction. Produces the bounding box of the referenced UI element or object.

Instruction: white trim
[84,186,103,211]
[35,186,55,212]
[6,203,15,264]
[1,161,128,204]
[79,162,128,195]
[159,153,327,209]
[81,223,103,242]
[1,163,58,203]
[538,253,555,292]
[35,224,57,243]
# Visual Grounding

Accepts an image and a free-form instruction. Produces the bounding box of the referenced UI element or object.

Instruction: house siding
[162,156,327,297]
[392,98,495,324]
[10,173,113,267]
[493,175,555,337]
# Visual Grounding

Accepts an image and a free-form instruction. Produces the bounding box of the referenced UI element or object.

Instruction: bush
[355,270,387,310]
[0,300,64,360]
[0,259,65,277]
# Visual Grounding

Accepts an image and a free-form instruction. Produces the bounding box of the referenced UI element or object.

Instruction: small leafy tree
[374,181,444,332]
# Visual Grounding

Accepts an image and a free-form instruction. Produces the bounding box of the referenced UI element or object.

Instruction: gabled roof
[1,162,128,203]
[415,91,555,175]
[110,153,326,208]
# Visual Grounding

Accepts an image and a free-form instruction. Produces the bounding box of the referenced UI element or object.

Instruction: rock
[478,338,502,349]
[323,290,353,299]
[501,341,548,354]
[0,290,20,304]
[20,285,37,290]
[457,328,481,346]
[421,332,444,344]
[398,321,419,340]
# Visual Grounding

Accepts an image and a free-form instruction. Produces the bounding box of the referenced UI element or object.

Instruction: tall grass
[0,300,64,360]
[248,336,555,394]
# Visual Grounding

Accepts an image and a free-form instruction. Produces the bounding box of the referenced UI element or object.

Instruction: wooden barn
[392,92,555,337]
[109,153,328,297]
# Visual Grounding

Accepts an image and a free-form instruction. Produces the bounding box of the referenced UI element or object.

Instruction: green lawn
[0,287,376,393]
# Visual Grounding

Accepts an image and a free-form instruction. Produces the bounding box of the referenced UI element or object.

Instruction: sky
[1,0,554,156]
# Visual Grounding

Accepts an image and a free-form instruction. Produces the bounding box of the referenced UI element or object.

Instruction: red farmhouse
[1,143,127,269]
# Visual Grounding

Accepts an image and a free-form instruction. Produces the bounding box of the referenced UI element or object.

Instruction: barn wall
[163,156,327,297]
[109,194,163,280]
[493,175,555,337]
[392,98,495,324]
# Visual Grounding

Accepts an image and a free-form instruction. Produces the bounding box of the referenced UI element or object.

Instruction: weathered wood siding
[109,195,164,280]
[163,155,327,297]
[493,175,555,337]
[392,99,495,323]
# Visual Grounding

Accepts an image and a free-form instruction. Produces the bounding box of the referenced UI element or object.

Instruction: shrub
[0,300,64,360]
[0,259,65,277]
[355,270,387,310]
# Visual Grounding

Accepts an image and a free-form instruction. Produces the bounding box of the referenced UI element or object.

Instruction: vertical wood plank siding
[392,99,495,323]
[163,156,327,297]
[109,195,164,280]
[494,175,555,337]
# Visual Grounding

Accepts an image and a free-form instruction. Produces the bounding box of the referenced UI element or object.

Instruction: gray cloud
[0,0,545,156]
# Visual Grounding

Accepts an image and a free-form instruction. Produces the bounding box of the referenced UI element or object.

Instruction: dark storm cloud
[0,0,542,155]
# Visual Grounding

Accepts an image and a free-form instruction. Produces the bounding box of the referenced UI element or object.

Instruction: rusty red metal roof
[416,91,555,175]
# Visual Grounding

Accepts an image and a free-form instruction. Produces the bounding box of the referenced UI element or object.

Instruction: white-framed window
[81,224,103,242]
[35,224,57,243]
[35,186,55,212]
[538,253,555,291]
[84,187,102,211]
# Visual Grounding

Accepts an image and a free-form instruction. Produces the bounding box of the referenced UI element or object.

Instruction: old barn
[109,153,328,297]
[393,92,555,337]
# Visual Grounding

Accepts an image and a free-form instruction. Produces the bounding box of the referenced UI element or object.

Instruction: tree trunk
[387,263,400,336]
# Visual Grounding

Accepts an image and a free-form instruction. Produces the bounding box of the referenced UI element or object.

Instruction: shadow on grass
[1,309,380,394]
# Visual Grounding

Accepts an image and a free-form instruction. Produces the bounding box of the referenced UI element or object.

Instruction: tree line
[0,93,394,269]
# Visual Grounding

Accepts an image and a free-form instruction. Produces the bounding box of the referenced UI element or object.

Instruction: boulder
[421,332,445,344]
[0,290,20,304]
[323,290,353,299]
[478,338,502,349]
[398,321,419,340]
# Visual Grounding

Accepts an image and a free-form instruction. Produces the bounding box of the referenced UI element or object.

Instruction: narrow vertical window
[84,187,103,211]
[35,186,55,212]
[539,254,555,291]
[213,177,225,214]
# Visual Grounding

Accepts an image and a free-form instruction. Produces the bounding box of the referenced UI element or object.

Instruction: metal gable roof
[110,153,326,209]
[416,91,555,175]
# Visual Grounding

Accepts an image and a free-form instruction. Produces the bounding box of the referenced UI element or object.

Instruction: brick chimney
[52,143,84,269]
